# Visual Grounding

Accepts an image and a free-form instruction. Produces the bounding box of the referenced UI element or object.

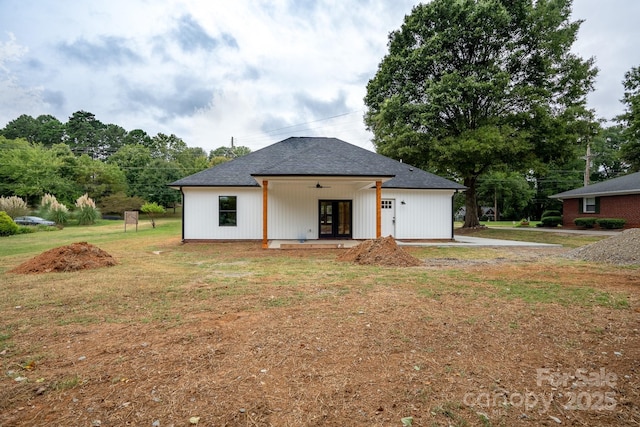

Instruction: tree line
[0,111,250,215]
[364,0,640,225]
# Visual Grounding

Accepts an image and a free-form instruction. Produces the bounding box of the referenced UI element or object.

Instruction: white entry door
[381,199,395,237]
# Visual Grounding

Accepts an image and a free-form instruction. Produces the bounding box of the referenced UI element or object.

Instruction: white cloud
[0,0,638,154]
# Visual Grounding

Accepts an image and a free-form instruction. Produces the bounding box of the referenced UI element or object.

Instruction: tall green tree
[108,144,154,198]
[149,133,188,160]
[97,123,128,160]
[0,114,39,142]
[0,137,75,205]
[209,145,251,160]
[364,0,597,227]
[589,125,627,180]
[74,154,128,201]
[124,128,153,146]
[138,158,182,208]
[34,115,65,146]
[65,110,105,158]
[528,159,584,216]
[477,170,535,220]
[618,66,640,171]
[1,114,65,146]
[175,146,209,176]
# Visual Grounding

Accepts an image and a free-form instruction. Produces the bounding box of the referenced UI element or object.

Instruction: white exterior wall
[385,190,455,239]
[352,189,455,239]
[182,187,262,240]
[268,182,359,240]
[182,185,455,240]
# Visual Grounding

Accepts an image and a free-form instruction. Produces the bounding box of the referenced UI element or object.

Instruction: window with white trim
[583,197,596,213]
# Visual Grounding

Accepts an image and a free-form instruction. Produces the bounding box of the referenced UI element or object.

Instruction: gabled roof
[549,171,640,199]
[170,137,466,190]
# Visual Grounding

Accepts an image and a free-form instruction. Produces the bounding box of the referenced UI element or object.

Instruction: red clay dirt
[8,242,116,274]
[337,236,423,267]
[1,238,639,426]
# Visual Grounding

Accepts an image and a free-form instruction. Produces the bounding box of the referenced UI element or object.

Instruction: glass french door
[319,200,352,239]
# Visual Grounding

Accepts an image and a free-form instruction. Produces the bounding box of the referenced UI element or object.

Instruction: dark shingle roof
[170,137,466,190]
[550,171,640,199]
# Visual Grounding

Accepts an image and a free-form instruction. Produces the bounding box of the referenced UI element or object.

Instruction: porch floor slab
[268,237,560,249]
[269,240,363,249]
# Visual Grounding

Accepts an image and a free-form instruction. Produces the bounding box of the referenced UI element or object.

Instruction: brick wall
[562,194,640,228]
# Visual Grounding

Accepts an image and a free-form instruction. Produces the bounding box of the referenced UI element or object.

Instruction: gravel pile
[563,228,640,265]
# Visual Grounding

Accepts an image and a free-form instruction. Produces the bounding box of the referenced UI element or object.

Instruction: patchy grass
[460,227,607,248]
[0,225,638,426]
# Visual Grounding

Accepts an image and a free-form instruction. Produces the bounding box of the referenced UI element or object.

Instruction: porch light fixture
[310,182,331,188]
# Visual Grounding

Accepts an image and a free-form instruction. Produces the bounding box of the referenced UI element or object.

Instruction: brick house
[549,171,640,228]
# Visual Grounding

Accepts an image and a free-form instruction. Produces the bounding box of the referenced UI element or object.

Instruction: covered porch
[255,176,388,249]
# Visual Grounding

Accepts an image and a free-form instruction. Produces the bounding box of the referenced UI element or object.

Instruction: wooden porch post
[376,180,382,238]
[262,180,268,249]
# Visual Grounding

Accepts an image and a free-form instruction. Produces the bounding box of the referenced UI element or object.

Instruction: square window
[219,196,237,226]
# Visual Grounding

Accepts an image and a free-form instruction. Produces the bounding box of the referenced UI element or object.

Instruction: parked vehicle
[13,216,56,226]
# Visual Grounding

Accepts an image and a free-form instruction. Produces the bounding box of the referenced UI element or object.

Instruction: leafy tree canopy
[364,0,597,227]
[209,145,251,160]
[618,66,640,171]
[0,137,78,205]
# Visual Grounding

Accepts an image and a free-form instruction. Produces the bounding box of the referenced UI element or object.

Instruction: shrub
[0,196,30,219]
[15,226,36,235]
[540,216,562,227]
[75,193,100,225]
[141,202,165,228]
[98,192,145,215]
[0,211,19,236]
[574,217,597,228]
[38,194,69,225]
[596,218,626,229]
[541,210,561,219]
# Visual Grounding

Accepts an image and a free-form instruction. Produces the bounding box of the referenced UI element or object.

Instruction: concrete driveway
[398,235,562,247]
[270,227,619,249]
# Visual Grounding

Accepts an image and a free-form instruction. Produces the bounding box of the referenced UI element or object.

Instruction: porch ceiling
[252,176,392,188]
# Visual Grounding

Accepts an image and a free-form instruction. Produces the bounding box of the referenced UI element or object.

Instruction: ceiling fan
[308,181,331,189]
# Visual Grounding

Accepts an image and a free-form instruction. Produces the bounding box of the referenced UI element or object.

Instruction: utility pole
[494,187,498,222]
[231,136,234,148]
[583,142,591,186]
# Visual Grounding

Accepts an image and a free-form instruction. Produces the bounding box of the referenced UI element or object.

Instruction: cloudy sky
[1,0,638,154]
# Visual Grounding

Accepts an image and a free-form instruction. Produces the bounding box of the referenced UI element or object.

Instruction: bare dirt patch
[337,236,423,267]
[1,241,639,426]
[8,242,116,274]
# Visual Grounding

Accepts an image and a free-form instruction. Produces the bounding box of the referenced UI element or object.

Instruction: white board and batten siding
[182,186,456,241]
[387,190,455,239]
[353,189,455,240]
[182,187,262,240]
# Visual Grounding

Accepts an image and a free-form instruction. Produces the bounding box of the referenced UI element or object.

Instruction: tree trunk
[462,176,481,228]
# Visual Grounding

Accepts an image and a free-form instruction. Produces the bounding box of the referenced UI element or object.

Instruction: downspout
[451,190,458,240]
[262,180,268,249]
[180,188,185,242]
[376,181,382,238]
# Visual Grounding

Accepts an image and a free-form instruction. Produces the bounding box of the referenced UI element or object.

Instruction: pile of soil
[564,228,640,265]
[9,242,117,274]
[336,235,423,267]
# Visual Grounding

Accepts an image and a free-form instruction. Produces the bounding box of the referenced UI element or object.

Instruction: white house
[169,137,466,247]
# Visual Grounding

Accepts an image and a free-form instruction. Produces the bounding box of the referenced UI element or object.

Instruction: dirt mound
[564,228,640,265]
[9,242,117,274]
[336,236,423,267]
